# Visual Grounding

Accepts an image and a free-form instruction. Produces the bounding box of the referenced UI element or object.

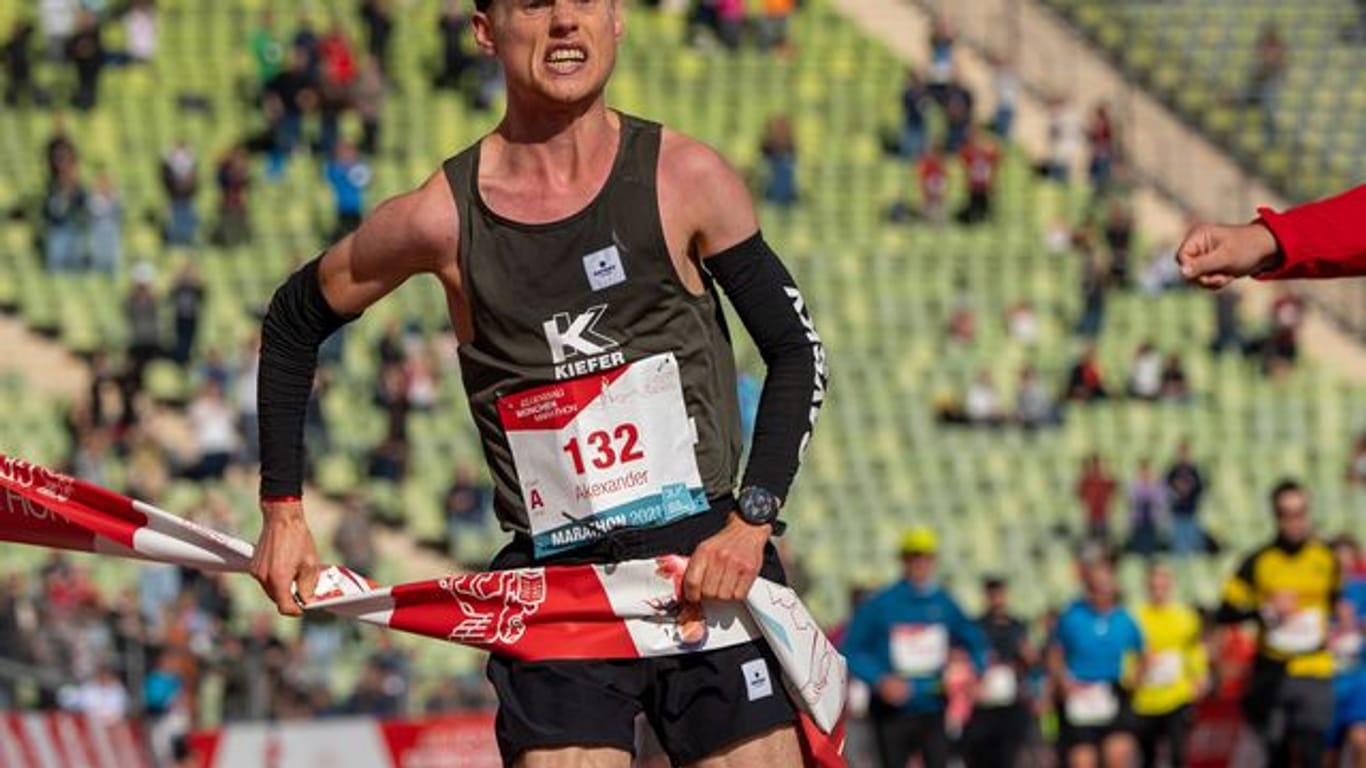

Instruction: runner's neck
[493,99,618,185]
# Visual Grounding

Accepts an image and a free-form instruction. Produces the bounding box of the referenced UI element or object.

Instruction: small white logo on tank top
[583,244,626,291]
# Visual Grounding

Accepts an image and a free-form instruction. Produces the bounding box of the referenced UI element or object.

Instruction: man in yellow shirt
[1216,479,1340,767]
[1132,563,1208,768]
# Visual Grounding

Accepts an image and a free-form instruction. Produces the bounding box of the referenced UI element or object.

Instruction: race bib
[890,624,948,677]
[978,664,1018,706]
[1331,631,1362,671]
[1065,683,1118,727]
[1266,608,1326,655]
[499,353,707,557]
[1143,650,1183,688]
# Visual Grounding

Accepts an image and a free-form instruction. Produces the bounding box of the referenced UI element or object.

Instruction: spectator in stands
[1006,301,1039,346]
[213,144,251,246]
[184,380,237,480]
[332,495,376,577]
[928,14,955,83]
[367,437,407,483]
[168,262,204,366]
[956,125,1000,225]
[843,527,987,768]
[263,47,315,177]
[1215,480,1336,765]
[1126,459,1167,559]
[71,427,112,486]
[1048,556,1144,768]
[445,465,490,548]
[1159,353,1190,403]
[292,15,322,81]
[757,0,794,55]
[918,145,948,223]
[325,139,371,240]
[316,21,357,158]
[143,653,188,766]
[1165,441,1206,557]
[248,10,285,89]
[1074,234,1109,338]
[1210,285,1244,355]
[990,53,1018,140]
[46,113,77,184]
[3,19,37,107]
[1348,432,1366,486]
[1262,286,1304,376]
[1016,365,1059,430]
[1064,344,1108,402]
[235,335,260,465]
[86,169,122,275]
[39,0,77,60]
[1103,198,1135,289]
[359,0,394,76]
[963,576,1035,768]
[1077,452,1118,546]
[66,10,104,110]
[946,277,975,344]
[434,1,470,90]
[760,114,798,207]
[940,81,974,153]
[964,370,1003,427]
[123,0,157,64]
[1086,103,1117,191]
[715,0,745,51]
[43,159,88,272]
[900,69,927,159]
[354,54,386,156]
[1126,342,1163,402]
[1132,563,1208,768]
[1247,22,1287,143]
[68,665,129,723]
[1039,95,1079,183]
[160,140,199,246]
[403,346,439,412]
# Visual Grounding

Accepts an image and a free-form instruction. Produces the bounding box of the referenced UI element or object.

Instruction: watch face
[742,488,779,524]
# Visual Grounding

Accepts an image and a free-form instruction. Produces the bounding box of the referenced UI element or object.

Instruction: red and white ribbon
[0,456,846,766]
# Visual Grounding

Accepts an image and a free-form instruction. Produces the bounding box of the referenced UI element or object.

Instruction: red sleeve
[1256,185,1366,280]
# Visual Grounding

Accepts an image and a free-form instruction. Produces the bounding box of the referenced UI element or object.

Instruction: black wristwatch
[737,486,786,536]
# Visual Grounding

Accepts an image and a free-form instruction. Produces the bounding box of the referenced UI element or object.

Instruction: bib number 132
[562,423,644,475]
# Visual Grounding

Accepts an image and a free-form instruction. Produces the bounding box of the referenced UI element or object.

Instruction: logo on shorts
[741,658,773,701]
[439,569,547,646]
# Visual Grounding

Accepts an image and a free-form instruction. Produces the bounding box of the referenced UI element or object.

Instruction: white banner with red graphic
[0,456,846,766]
[0,712,151,768]
[189,713,501,768]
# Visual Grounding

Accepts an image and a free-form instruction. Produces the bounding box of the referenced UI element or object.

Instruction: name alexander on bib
[499,352,709,557]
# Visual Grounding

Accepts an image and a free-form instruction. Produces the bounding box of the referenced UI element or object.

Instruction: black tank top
[443,113,742,557]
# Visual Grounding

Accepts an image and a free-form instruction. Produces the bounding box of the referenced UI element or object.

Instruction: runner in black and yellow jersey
[1132,563,1208,768]
[1216,479,1339,767]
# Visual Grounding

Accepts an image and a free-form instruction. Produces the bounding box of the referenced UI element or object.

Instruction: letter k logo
[542,305,619,363]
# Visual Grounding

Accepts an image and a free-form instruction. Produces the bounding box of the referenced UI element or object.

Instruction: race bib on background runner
[1266,608,1326,655]
[889,624,948,677]
[499,353,708,557]
[1143,650,1184,688]
[1065,683,1118,726]
[978,664,1018,706]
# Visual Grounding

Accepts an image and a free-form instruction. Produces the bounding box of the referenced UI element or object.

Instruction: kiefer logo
[543,305,626,380]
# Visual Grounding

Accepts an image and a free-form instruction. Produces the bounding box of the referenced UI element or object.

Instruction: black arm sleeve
[704,232,828,502]
[257,257,359,497]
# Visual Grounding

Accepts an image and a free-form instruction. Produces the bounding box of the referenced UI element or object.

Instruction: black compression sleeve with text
[257,257,358,497]
[705,232,828,502]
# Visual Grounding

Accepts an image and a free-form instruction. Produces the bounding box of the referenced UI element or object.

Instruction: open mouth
[545,45,588,73]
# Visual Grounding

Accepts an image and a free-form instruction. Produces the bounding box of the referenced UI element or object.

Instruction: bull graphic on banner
[438,570,547,645]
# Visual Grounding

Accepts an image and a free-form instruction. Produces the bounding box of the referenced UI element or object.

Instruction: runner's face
[903,553,935,585]
[1274,490,1311,543]
[475,0,622,108]
[1147,567,1172,604]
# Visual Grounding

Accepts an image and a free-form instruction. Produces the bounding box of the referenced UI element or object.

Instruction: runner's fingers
[683,555,708,603]
[714,561,741,602]
[270,568,303,616]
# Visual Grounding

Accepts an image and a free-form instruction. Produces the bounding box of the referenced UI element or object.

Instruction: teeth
[548,49,585,63]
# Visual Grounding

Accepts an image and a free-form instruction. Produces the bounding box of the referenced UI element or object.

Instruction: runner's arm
[258,173,457,498]
[841,601,891,686]
[946,598,989,673]
[1214,554,1261,624]
[673,140,828,503]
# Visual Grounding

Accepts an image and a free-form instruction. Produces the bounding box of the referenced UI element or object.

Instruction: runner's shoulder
[657,128,749,199]
[394,170,460,270]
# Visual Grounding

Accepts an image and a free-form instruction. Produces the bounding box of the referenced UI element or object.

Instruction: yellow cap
[899,527,938,556]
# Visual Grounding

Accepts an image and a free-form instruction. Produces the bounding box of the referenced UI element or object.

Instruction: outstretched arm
[1178,185,1366,287]
[252,172,458,616]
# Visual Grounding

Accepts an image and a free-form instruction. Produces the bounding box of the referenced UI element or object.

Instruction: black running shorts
[484,505,798,766]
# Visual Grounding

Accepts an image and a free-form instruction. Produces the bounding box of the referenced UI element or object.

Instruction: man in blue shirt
[1329,534,1366,765]
[1049,555,1145,768]
[843,527,988,768]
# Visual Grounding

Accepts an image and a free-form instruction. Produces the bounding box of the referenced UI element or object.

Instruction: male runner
[1215,480,1338,767]
[247,2,828,765]
[1048,556,1144,768]
[961,575,1035,768]
[1131,562,1208,768]
[1329,534,1366,768]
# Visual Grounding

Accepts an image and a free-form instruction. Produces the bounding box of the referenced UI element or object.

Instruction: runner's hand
[876,675,911,706]
[250,499,322,617]
[683,513,770,602]
[1176,222,1281,289]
